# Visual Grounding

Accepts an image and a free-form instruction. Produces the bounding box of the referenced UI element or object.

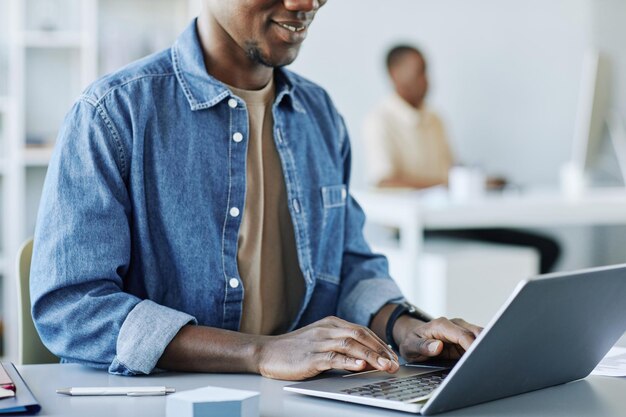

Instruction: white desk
[353,187,626,310]
[17,363,626,416]
[354,187,626,230]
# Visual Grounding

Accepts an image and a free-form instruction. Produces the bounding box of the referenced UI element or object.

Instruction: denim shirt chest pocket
[321,184,348,210]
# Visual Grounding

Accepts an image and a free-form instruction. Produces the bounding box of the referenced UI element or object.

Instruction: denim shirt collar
[172,19,300,112]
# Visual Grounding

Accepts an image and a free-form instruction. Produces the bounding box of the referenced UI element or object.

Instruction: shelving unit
[23,31,83,48]
[0,0,201,361]
[23,147,55,167]
[0,97,9,177]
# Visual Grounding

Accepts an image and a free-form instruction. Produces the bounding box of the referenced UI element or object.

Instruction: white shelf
[23,31,84,48]
[24,146,54,167]
[0,0,197,364]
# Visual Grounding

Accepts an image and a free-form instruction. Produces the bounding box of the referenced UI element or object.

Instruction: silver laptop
[285,264,626,414]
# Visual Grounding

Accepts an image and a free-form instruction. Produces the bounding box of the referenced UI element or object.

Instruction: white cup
[559,162,587,199]
[448,166,486,202]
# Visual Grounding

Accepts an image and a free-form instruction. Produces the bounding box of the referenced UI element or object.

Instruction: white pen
[56,386,176,396]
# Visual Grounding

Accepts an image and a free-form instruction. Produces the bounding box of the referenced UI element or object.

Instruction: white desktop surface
[353,187,626,230]
[17,363,626,416]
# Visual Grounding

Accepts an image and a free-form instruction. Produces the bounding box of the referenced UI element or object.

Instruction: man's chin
[270,54,299,68]
[246,44,300,68]
[260,52,300,68]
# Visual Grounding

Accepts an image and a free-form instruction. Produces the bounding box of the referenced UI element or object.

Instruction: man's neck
[196,14,273,90]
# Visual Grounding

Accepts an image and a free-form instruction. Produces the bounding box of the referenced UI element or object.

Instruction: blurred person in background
[363,44,560,274]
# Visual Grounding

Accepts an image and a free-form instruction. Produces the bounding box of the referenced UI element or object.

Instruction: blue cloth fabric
[30,20,404,376]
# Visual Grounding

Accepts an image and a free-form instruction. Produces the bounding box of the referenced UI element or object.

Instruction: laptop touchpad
[342,365,447,381]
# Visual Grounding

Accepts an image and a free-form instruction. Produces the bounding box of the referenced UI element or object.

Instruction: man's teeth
[278,23,305,32]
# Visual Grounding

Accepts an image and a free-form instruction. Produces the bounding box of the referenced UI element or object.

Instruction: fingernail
[355,359,365,366]
[378,357,391,367]
[428,341,440,353]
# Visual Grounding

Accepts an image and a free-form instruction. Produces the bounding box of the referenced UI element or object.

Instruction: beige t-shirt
[362,93,454,187]
[229,78,305,335]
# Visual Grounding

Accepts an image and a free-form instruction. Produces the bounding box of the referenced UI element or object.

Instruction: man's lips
[273,20,308,33]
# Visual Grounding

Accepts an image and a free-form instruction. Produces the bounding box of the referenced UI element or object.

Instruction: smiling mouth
[276,22,307,33]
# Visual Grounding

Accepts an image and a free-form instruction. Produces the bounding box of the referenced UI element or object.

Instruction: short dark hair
[386,44,425,72]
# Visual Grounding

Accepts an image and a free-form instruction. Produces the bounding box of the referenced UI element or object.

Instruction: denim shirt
[30,20,404,376]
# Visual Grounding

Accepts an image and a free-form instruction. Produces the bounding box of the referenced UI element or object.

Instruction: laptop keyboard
[340,370,449,402]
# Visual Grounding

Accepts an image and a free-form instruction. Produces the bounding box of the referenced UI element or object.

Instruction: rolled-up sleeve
[30,98,196,375]
[110,300,196,375]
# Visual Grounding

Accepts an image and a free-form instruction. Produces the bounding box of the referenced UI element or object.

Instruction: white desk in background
[16,363,626,417]
[354,186,626,230]
[352,187,626,314]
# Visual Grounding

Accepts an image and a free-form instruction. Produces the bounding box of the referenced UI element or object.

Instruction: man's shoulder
[364,95,400,125]
[82,48,175,105]
[420,106,445,126]
[378,96,443,121]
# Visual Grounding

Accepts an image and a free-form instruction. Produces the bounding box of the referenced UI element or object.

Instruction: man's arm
[31,99,196,376]
[157,326,261,373]
[158,317,399,381]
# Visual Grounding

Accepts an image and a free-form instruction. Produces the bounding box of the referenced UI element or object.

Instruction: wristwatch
[385,302,432,352]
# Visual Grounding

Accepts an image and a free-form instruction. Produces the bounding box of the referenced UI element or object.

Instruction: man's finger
[404,337,465,361]
[327,317,398,361]
[413,337,443,357]
[327,324,398,363]
[426,318,477,351]
[313,351,368,372]
[325,336,399,372]
[450,318,483,338]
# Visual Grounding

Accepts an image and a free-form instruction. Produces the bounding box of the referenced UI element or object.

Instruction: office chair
[17,239,58,365]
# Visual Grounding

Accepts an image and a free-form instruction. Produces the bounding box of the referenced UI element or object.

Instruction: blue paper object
[166,386,260,417]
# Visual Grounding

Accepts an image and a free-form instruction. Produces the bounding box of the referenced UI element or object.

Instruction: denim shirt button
[292,198,301,214]
[232,132,244,143]
[229,207,240,217]
[228,98,238,108]
[229,278,240,289]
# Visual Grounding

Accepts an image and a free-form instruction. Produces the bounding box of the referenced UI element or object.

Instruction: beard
[244,40,298,68]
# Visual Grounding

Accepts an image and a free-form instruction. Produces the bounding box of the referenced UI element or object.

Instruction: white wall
[290,0,594,188]
[592,0,626,116]
[0,0,8,96]
[98,0,189,75]
[589,0,626,266]
[290,0,626,270]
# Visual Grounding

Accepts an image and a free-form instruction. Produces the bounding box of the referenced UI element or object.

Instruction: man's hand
[256,316,400,380]
[394,316,483,362]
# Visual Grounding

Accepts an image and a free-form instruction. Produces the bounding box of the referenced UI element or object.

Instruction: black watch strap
[385,302,432,352]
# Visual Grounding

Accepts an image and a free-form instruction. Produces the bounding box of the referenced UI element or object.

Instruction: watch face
[402,302,432,323]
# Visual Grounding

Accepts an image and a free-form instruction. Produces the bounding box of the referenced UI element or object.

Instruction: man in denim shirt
[31,0,481,379]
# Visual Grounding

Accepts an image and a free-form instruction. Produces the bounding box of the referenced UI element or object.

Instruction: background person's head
[202,0,327,68]
[386,45,428,109]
